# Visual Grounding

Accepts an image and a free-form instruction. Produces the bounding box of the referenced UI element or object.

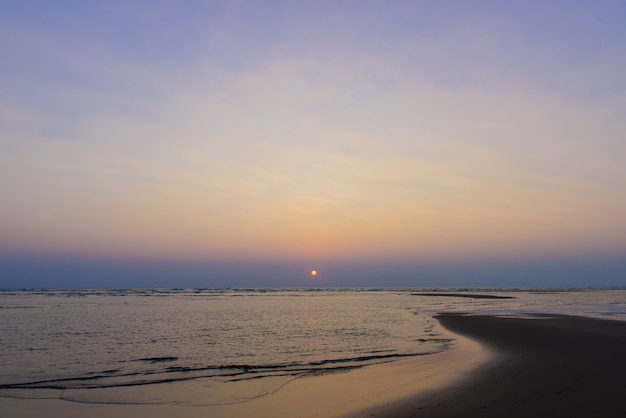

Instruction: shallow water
[1,288,625,405]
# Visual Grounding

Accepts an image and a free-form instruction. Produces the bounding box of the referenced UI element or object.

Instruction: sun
[311,270,317,277]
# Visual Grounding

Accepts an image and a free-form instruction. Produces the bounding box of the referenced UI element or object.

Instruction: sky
[1,0,626,288]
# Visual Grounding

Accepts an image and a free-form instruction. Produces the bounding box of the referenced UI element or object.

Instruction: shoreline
[4,313,626,417]
[363,313,626,417]
[0,318,489,418]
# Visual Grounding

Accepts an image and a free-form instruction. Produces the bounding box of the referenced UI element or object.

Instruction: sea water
[1,288,625,405]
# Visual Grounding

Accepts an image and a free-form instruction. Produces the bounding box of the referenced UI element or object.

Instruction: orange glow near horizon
[2,3,626,269]
[3,181,625,264]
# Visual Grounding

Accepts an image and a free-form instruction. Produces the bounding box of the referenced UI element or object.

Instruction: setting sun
[311,270,317,277]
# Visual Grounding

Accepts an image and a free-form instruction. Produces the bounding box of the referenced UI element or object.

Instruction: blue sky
[1,1,626,287]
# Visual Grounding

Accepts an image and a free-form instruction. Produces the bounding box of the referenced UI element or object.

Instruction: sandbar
[365,313,626,417]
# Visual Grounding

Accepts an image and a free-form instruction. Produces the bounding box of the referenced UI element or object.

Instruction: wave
[0,350,449,391]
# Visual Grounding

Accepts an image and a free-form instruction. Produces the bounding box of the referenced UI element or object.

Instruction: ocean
[1,288,625,406]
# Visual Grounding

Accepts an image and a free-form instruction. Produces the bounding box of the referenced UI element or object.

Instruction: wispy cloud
[1,1,625,268]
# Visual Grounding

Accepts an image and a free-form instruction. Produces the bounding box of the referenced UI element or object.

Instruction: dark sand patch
[364,313,626,417]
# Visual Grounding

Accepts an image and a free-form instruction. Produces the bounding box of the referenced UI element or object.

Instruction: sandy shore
[362,313,626,417]
[3,313,625,417]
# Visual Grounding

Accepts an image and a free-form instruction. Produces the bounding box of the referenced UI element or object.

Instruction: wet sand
[362,313,626,417]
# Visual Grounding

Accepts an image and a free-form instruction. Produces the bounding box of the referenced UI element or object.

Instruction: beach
[364,313,626,417]
[2,308,626,417]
